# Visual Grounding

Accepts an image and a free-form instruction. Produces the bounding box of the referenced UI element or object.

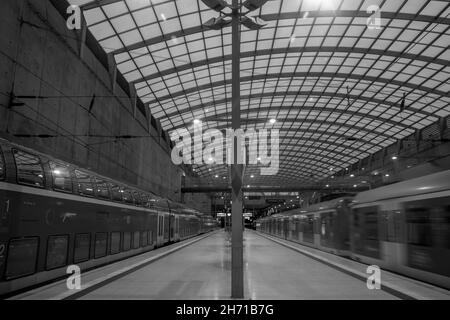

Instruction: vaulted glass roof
[69,0,450,185]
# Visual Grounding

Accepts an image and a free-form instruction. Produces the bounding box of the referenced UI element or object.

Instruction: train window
[133,231,140,249]
[110,232,121,254]
[74,234,90,263]
[365,212,379,241]
[406,207,432,247]
[5,237,39,279]
[46,235,69,270]
[94,233,107,259]
[75,170,94,197]
[0,149,5,180]
[50,162,72,193]
[123,232,131,251]
[94,177,110,200]
[121,188,134,204]
[110,184,122,201]
[13,149,45,188]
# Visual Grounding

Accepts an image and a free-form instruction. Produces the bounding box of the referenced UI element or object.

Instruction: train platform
[9,230,450,300]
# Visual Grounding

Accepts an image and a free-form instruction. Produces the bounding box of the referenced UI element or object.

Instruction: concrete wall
[0,0,182,200]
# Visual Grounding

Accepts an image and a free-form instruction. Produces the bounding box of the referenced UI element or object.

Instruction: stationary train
[0,138,218,296]
[257,171,450,289]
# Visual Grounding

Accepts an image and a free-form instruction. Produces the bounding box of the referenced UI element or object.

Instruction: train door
[169,213,175,242]
[283,218,289,239]
[379,202,403,269]
[174,216,180,242]
[163,214,170,244]
[156,213,165,246]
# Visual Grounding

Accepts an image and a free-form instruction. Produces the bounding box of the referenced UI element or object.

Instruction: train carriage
[0,138,216,296]
[257,171,450,289]
[351,170,450,289]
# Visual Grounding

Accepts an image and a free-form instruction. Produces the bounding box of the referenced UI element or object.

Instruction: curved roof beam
[162,90,438,121]
[191,142,363,167]
[198,106,411,129]
[132,47,449,84]
[278,141,370,157]
[145,72,448,106]
[272,167,340,180]
[259,11,450,25]
[111,11,450,55]
[180,119,397,141]
[170,127,382,149]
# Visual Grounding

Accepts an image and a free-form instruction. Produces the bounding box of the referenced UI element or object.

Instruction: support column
[231,0,244,299]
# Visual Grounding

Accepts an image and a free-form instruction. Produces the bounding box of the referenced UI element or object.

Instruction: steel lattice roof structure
[68,0,450,186]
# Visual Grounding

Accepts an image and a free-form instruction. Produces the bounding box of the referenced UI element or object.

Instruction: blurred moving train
[257,170,450,289]
[0,138,219,296]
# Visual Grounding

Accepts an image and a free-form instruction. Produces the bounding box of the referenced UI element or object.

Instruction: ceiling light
[204,16,231,30]
[350,174,354,177]
[250,175,254,178]
[243,0,271,11]
[269,118,277,124]
[325,184,329,188]
[201,0,230,12]
[193,119,201,124]
[160,13,166,21]
[240,16,266,30]
[392,156,398,160]
[385,174,390,177]
[353,184,357,188]
[215,175,219,178]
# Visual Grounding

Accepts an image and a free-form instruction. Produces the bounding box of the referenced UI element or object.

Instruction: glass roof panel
[71,0,450,184]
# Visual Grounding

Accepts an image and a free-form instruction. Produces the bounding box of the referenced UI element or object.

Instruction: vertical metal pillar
[231,0,244,299]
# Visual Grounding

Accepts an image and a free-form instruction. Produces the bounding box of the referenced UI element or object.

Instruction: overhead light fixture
[215,175,219,178]
[201,0,230,12]
[243,0,271,11]
[240,16,267,30]
[385,174,390,177]
[250,175,254,178]
[325,184,329,188]
[392,156,398,160]
[353,184,357,188]
[269,118,277,124]
[193,119,201,124]
[350,174,355,177]
[204,16,232,30]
